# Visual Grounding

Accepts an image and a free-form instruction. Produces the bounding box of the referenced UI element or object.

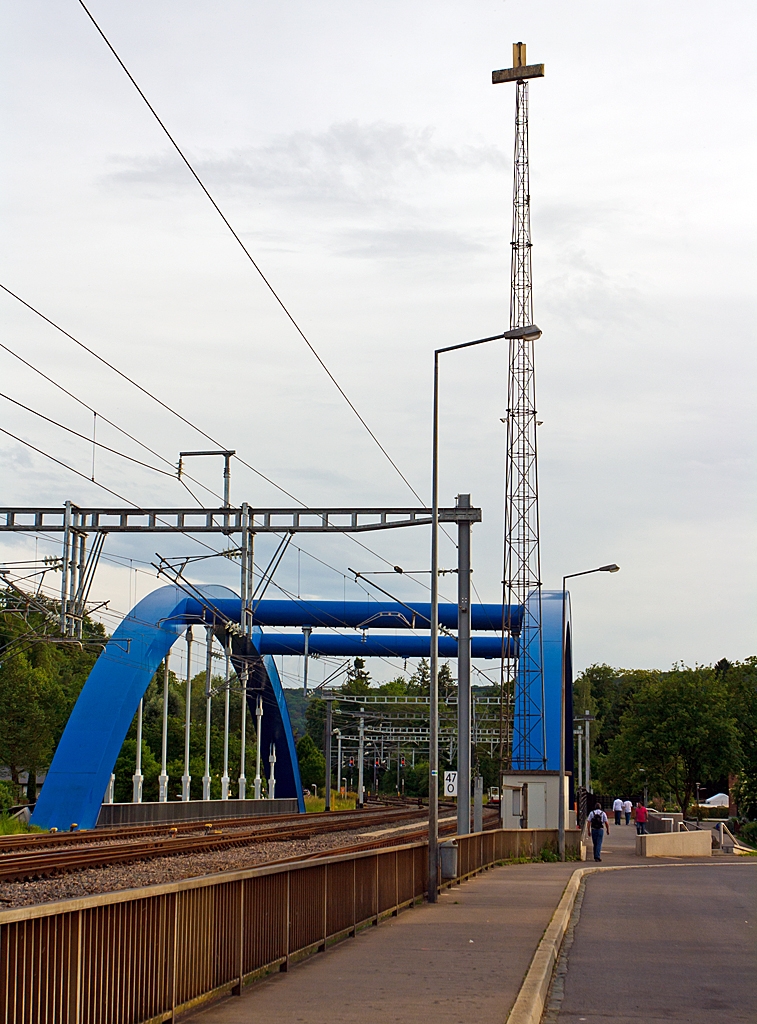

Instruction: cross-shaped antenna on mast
[492,42,544,84]
[492,42,547,773]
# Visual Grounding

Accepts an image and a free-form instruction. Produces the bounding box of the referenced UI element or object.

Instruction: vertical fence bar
[0,834,557,1023]
[234,880,244,996]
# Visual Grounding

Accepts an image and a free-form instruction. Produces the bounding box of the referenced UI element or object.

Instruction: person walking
[613,797,623,826]
[588,803,610,861]
[623,798,632,825]
[635,802,648,835]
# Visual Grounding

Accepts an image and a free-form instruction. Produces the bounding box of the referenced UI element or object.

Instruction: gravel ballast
[0,824,419,910]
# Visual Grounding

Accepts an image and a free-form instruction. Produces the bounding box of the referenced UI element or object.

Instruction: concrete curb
[504,859,756,1024]
[504,866,593,1024]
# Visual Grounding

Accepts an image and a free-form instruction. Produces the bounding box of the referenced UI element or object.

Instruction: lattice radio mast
[493,42,547,769]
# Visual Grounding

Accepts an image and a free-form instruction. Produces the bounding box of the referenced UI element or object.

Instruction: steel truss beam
[0,505,480,534]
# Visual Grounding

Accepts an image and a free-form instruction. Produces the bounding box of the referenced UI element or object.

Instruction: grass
[0,814,44,835]
[304,792,357,813]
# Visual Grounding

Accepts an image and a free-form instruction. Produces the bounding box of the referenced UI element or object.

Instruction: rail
[0,828,577,1023]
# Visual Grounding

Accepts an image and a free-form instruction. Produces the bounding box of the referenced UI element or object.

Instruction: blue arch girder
[32,585,568,831]
[32,585,305,831]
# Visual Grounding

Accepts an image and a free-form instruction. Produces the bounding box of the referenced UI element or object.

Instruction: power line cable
[0,390,179,480]
[0,282,452,594]
[0,339,222,503]
[0,281,303,502]
[76,0,423,505]
[0,426,222,558]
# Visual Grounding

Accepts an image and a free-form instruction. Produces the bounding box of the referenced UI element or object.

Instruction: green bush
[739,822,757,848]
[694,805,730,819]
[0,780,17,813]
[733,772,757,819]
[296,734,326,789]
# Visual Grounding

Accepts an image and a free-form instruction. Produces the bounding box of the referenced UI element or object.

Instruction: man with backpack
[588,802,610,861]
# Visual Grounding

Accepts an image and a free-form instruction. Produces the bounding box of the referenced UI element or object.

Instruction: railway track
[0,804,443,883]
[0,803,421,852]
[257,808,501,865]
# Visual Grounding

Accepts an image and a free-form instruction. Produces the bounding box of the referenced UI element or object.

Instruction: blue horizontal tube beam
[188,596,522,633]
[257,633,516,659]
[251,599,520,632]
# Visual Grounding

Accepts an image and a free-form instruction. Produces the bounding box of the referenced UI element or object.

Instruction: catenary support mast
[494,42,547,769]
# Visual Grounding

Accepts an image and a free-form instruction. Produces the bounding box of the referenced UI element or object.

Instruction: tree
[0,587,101,799]
[113,739,161,803]
[406,660,430,696]
[296,733,325,789]
[0,649,65,795]
[341,657,372,695]
[305,696,326,745]
[598,666,741,814]
[573,663,657,756]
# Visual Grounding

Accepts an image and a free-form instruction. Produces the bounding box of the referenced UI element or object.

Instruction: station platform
[187,822,748,1024]
[189,858,579,1024]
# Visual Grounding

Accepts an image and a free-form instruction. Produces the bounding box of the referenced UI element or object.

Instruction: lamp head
[599,564,620,573]
[502,324,542,342]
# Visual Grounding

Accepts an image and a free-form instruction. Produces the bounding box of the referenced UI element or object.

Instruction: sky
[1,0,755,683]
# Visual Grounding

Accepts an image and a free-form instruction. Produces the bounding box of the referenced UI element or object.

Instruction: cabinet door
[529,782,547,828]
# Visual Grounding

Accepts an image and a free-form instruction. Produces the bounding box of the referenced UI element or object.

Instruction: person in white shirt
[623,798,633,825]
[613,797,623,826]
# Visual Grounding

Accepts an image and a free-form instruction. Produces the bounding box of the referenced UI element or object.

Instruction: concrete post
[202,626,213,801]
[456,494,472,837]
[358,709,365,808]
[254,694,263,800]
[324,697,333,811]
[473,776,483,833]
[158,654,169,801]
[584,710,591,792]
[221,637,231,799]
[238,664,248,799]
[59,500,72,634]
[268,743,276,799]
[181,628,192,801]
[132,698,144,803]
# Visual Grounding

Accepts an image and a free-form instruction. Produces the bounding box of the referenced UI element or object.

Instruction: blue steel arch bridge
[0,503,571,832]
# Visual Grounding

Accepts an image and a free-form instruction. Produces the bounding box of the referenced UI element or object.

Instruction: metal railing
[0,828,575,1023]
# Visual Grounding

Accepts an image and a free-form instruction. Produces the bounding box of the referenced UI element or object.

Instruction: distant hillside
[283,687,307,739]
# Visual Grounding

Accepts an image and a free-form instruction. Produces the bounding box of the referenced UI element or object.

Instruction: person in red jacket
[635,802,648,835]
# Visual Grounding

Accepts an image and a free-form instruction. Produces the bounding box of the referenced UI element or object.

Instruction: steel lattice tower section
[494,44,547,769]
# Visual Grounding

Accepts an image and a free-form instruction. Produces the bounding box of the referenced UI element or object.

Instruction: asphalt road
[555,862,757,1024]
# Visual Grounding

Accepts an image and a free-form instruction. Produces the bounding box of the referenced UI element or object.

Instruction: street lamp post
[559,564,620,861]
[429,324,541,900]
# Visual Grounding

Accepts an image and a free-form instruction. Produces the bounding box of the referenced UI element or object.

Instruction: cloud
[104,120,505,214]
[334,225,489,260]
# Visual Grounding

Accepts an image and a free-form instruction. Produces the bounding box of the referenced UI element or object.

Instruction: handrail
[0,827,582,1023]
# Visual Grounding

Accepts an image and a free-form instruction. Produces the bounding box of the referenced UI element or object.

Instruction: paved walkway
[189,860,578,1024]
[188,822,745,1024]
[554,861,757,1024]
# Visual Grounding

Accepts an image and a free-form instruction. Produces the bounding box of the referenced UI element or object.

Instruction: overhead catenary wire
[0,281,452,595]
[0,390,181,480]
[0,338,222,504]
[0,427,223,560]
[0,281,293,501]
[75,0,423,506]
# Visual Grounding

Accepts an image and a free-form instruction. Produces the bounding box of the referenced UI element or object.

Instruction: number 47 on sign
[444,771,458,797]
